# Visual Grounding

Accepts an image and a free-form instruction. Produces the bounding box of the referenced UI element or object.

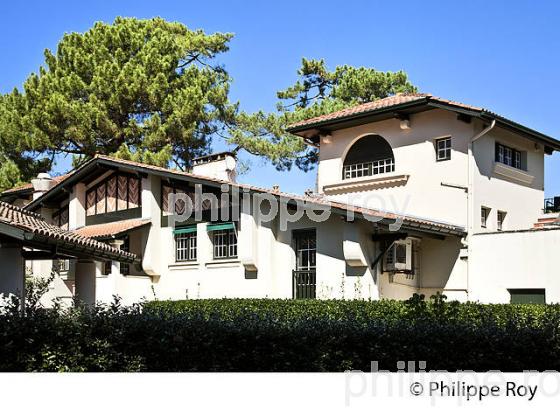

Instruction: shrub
[0,296,559,371]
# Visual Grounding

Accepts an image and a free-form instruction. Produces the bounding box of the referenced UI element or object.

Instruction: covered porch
[0,202,138,306]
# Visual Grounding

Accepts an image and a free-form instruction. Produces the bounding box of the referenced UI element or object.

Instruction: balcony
[544,197,560,214]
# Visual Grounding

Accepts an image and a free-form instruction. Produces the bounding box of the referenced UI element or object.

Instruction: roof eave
[0,220,137,263]
[287,99,560,152]
[285,99,429,134]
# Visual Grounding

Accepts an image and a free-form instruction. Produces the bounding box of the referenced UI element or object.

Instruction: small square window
[481,207,490,228]
[435,137,451,161]
[497,211,506,231]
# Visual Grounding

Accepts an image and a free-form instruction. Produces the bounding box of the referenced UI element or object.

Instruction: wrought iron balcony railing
[544,197,560,213]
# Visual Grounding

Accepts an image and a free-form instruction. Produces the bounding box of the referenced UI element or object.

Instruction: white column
[239,208,258,272]
[0,245,25,300]
[141,175,162,277]
[69,182,86,230]
[75,260,96,305]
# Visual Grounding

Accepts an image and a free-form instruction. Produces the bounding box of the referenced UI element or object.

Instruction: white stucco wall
[18,112,555,306]
[469,229,560,303]
[0,247,24,301]
[471,126,545,233]
[317,110,472,227]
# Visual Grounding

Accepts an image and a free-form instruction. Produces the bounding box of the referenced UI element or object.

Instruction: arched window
[343,135,395,179]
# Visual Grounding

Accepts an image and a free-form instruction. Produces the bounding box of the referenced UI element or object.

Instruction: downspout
[466,119,496,299]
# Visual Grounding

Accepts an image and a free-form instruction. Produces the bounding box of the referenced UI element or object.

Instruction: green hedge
[1,297,559,371]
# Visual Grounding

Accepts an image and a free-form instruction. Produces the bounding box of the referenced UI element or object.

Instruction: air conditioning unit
[384,238,413,272]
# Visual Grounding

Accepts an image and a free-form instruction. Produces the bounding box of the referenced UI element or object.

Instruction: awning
[174,225,197,234]
[207,222,235,231]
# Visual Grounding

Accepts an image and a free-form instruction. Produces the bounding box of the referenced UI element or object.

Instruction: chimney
[191,152,237,183]
[31,173,56,199]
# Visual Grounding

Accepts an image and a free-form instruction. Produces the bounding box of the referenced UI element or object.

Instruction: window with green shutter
[508,289,546,304]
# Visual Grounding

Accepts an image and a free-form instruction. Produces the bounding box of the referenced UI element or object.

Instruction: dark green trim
[85,207,142,225]
[207,222,235,231]
[174,225,197,234]
[509,289,546,304]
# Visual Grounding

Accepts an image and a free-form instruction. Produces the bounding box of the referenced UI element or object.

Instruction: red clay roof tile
[0,201,137,261]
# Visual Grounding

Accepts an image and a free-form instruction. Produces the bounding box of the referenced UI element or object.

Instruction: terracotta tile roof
[89,156,465,236]
[23,154,465,236]
[0,201,137,262]
[74,219,151,239]
[286,93,486,130]
[1,173,71,195]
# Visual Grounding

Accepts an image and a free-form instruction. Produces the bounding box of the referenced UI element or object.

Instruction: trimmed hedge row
[1,297,559,371]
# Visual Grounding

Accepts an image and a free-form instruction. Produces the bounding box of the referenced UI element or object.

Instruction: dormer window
[496,142,526,171]
[342,135,395,179]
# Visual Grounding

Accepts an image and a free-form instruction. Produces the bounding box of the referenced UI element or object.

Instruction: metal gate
[293,269,316,299]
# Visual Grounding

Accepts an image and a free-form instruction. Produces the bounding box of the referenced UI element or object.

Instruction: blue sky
[1,0,559,196]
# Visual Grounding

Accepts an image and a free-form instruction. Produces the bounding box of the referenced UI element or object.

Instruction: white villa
[1,93,560,305]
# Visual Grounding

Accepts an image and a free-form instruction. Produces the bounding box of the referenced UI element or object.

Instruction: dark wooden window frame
[435,137,452,161]
[292,229,317,299]
[495,142,525,171]
[212,228,238,260]
[175,230,197,262]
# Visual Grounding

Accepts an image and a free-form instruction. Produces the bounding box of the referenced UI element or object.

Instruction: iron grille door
[293,270,316,299]
[293,229,316,299]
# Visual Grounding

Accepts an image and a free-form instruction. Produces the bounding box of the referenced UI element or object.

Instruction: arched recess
[342,134,395,179]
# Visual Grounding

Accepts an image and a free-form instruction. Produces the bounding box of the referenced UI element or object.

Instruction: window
[497,211,506,231]
[495,142,525,170]
[509,289,545,304]
[294,230,316,271]
[175,229,197,262]
[435,137,452,161]
[343,158,395,179]
[86,173,141,217]
[212,228,237,259]
[481,207,489,228]
[54,259,70,273]
[52,205,69,230]
[342,135,395,179]
[120,236,130,275]
[104,261,112,275]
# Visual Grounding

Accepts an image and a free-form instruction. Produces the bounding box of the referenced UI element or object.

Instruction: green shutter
[207,222,235,232]
[174,225,197,234]
[509,289,546,304]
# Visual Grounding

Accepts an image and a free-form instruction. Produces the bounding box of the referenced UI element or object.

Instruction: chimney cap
[36,172,52,180]
[192,151,237,166]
